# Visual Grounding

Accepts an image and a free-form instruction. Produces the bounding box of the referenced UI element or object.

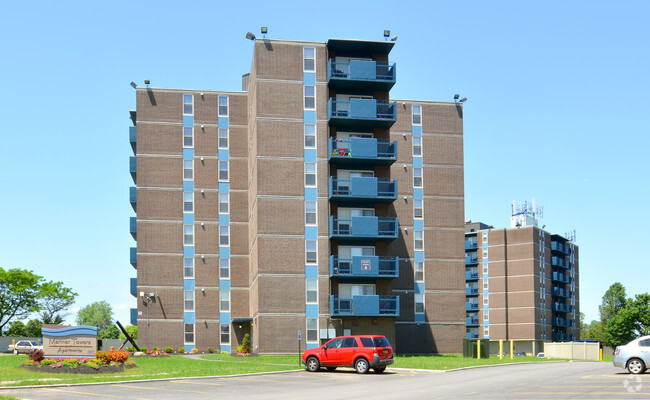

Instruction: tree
[604,293,650,348]
[0,268,43,333]
[583,320,605,342]
[39,281,77,325]
[75,301,118,339]
[599,282,626,325]
[6,321,27,336]
[25,319,43,337]
[119,325,138,340]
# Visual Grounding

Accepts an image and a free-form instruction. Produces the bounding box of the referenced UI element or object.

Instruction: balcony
[327,60,396,91]
[330,216,399,241]
[130,217,137,240]
[330,295,399,317]
[129,126,136,154]
[129,156,136,183]
[130,186,137,211]
[551,271,571,284]
[466,287,479,296]
[465,270,479,281]
[130,308,138,326]
[466,332,479,339]
[328,98,396,129]
[552,286,571,298]
[552,302,572,313]
[551,241,571,255]
[329,177,397,204]
[551,256,571,270]
[329,255,399,279]
[329,137,397,166]
[552,318,573,328]
[465,256,479,265]
[130,277,137,297]
[552,333,573,342]
[465,240,478,250]
[466,303,479,311]
[466,317,479,327]
[130,247,137,269]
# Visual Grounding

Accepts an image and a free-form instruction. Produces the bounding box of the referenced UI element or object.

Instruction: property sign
[42,325,98,358]
[361,259,371,270]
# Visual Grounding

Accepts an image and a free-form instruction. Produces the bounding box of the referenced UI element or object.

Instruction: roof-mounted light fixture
[246,32,256,41]
[130,81,137,89]
[384,30,390,41]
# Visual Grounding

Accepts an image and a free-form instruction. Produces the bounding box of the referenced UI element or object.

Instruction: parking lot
[1,361,648,399]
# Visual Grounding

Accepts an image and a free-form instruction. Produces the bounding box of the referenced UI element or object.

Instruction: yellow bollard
[499,340,503,360]
[510,340,514,360]
[477,339,481,359]
[600,348,603,362]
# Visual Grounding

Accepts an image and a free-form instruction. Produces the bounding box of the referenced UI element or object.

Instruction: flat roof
[327,38,395,55]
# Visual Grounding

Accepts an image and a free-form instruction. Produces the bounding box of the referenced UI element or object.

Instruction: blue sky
[1,0,648,328]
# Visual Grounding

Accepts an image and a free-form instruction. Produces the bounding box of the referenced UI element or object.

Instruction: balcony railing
[130,217,137,240]
[466,332,479,339]
[130,247,137,268]
[466,303,479,311]
[329,177,397,204]
[551,271,571,284]
[328,137,397,166]
[329,216,399,241]
[551,241,571,255]
[552,286,572,298]
[466,317,479,327]
[465,256,479,265]
[130,308,138,326]
[551,256,572,270]
[465,271,479,281]
[327,60,396,91]
[465,240,478,250]
[130,186,137,211]
[129,156,136,183]
[330,295,399,317]
[130,277,137,297]
[466,287,479,296]
[552,332,573,342]
[552,318,573,328]
[552,302,572,313]
[328,98,396,129]
[329,255,399,278]
[129,126,136,154]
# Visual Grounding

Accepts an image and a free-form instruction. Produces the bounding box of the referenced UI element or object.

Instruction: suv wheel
[628,358,646,374]
[374,366,386,373]
[306,357,320,372]
[355,358,369,374]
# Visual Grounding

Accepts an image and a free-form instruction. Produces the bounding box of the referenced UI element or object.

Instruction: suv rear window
[360,338,373,347]
[373,337,391,347]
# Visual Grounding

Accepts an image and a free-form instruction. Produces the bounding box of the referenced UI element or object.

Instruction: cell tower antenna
[565,230,576,242]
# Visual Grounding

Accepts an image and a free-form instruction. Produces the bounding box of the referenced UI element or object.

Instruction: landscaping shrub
[191,348,199,354]
[140,347,148,352]
[165,346,174,353]
[29,349,45,362]
[95,350,130,363]
[152,347,160,351]
[178,347,185,353]
[208,347,214,353]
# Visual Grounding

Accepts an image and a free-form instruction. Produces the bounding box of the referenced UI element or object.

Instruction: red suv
[302,335,393,374]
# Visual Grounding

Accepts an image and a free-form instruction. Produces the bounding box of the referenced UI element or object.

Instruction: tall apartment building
[464,210,579,354]
[128,37,466,354]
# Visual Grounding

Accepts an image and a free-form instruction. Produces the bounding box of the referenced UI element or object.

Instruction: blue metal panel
[415,313,426,322]
[129,186,137,209]
[183,149,194,160]
[42,326,98,337]
[218,214,230,226]
[353,295,380,314]
[413,157,423,168]
[350,98,377,119]
[183,213,194,225]
[303,110,316,123]
[414,283,424,293]
[130,308,138,325]
[183,181,194,192]
[414,219,424,231]
[305,226,317,240]
[130,217,137,238]
[183,116,194,127]
[304,187,317,201]
[306,304,319,318]
[305,265,318,279]
[303,73,316,85]
[218,182,229,193]
[184,312,195,323]
[218,117,229,128]
[411,125,422,136]
[482,241,488,248]
[129,126,137,142]
[219,247,230,258]
[306,343,319,350]
[350,177,378,197]
[220,345,231,353]
[218,149,229,161]
[220,312,231,322]
[183,279,195,290]
[130,277,137,296]
[413,188,423,199]
[220,280,230,291]
[349,60,377,80]
[183,246,195,257]
[414,251,424,262]
[130,247,137,267]
[351,216,379,236]
[304,149,317,162]
[349,137,378,158]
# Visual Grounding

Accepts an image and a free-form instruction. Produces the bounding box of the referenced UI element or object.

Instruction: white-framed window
[183,160,194,180]
[305,201,317,225]
[304,86,315,110]
[303,47,315,72]
[219,258,230,279]
[184,290,194,311]
[414,261,424,282]
[484,327,489,337]
[412,136,422,156]
[305,162,316,186]
[484,310,489,320]
[304,124,316,148]
[415,293,424,314]
[483,296,489,305]
[184,323,195,344]
[412,104,421,125]
[482,232,488,240]
[413,198,423,219]
[413,167,423,187]
[183,94,193,115]
[220,290,230,311]
[219,226,229,246]
[220,323,230,345]
[483,265,488,274]
[218,128,229,149]
[306,318,318,342]
[219,161,229,182]
[183,192,193,213]
[183,127,193,148]
[219,193,229,214]
[218,95,228,117]
[414,230,424,250]
[306,279,318,303]
[483,280,489,290]
[183,224,194,246]
[184,257,194,278]
[306,240,317,263]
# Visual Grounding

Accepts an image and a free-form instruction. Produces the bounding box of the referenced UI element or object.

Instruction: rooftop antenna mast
[565,230,576,242]
[510,198,543,228]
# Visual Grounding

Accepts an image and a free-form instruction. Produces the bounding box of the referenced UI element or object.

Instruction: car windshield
[29,341,39,346]
[373,337,391,347]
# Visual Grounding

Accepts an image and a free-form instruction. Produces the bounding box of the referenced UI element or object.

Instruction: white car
[613,335,650,374]
[7,340,42,355]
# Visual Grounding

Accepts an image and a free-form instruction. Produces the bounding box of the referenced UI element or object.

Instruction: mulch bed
[20,364,136,374]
